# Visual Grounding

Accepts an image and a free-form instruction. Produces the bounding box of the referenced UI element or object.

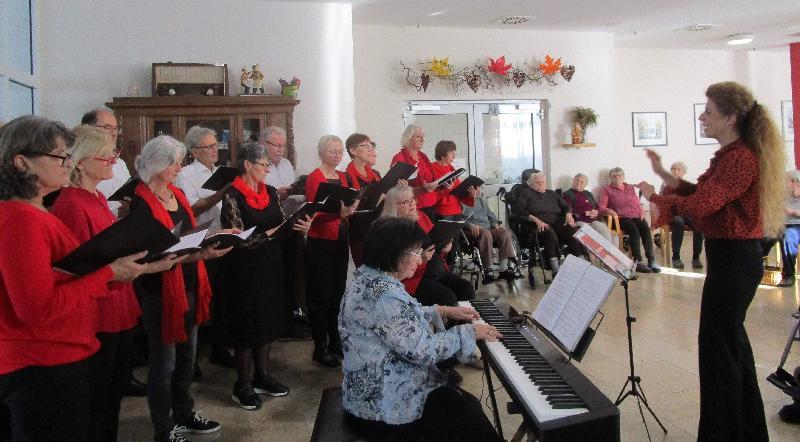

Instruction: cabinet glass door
[185,119,232,167]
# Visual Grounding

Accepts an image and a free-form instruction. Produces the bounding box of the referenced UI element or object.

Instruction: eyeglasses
[193,142,218,150]
[95,124,122,135]
[405,248,424,257]
[357,141,377,149]
[253,160,271,169]
[28,151,72,166]
[93,153,119,166]
[399,198,416,206]
[265,141,286,149]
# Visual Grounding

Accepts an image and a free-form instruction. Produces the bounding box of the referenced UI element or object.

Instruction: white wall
[38,0,356,174]
[352,25,794,196]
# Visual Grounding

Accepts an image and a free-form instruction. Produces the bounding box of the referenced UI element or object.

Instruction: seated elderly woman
[561,173,613,242]
[598,167,660,273]
[777,170,800,287]
[659,161,704,269]
[511,171,585,276]
[338,216,502,441]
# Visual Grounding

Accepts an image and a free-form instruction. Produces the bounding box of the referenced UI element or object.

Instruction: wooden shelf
[562,143,596,148]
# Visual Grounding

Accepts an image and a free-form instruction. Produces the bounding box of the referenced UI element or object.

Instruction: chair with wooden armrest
[603,213,627,254]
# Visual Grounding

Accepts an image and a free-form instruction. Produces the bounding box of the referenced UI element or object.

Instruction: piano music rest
[311,387,381,442]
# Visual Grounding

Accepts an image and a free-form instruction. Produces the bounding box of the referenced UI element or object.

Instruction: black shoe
[691,258,703,269]
[231,382,262,410]
[124,376,147,397]
[653,233,661,248]
[209,349,235,368]
[622,236,630,251]
[312,349,340,368]
[445,368,463,386]
[647,261,661,273]
[779,401,800,423]
[193,362,202,382]
[671,258,684,269]
[636,262,652,273]
[482,270,497,284]
[174,411,221,434]
[498,269,517,281]
[778,276,796,287]
[253,374,290,397]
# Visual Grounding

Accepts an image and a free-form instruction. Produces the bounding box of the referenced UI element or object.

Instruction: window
[1,0,38,122]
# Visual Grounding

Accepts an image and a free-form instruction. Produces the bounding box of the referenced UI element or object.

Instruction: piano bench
[311,387,381,442]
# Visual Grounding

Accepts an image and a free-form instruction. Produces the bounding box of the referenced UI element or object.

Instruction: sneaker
[648,261,661,273]
[671,258,684,269]
[779,401,800,423]
[167,426,190,442]
[174,411,221,434]
[635,262,651,273]
[253,374,290,397]
[232,382,262,410]
[691,259,704,269]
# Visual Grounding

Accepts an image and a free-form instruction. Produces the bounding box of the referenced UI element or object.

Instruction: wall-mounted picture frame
[693,103,716,145]
[632,112,668,147]
[782,100,794,141]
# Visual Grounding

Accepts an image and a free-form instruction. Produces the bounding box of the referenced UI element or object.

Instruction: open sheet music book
[531,255,617,354]
[573,223,635,280]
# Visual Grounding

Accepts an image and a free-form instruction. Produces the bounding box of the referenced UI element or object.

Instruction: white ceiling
[281,0,800,51]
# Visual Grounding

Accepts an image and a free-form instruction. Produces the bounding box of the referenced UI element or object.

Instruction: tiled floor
[118,244,800,441]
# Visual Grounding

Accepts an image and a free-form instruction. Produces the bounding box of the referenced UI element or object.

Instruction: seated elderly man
[512,172,585,276]
[462,187,516,283]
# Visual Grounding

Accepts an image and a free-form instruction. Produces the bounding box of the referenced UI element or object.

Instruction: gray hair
[380,184,414,218]
[528,171,546,186]
[400,124,423,148]
[573,173,587,182]
[788,170,800,184]
[135,135,186,183]
[670,161,687,174]
[317,135,343,157]
[184,126,216,150]
[236,142,267,174]
[608,167,625,178]
[258,126,286,143]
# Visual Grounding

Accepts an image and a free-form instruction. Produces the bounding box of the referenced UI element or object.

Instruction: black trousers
[0,358,90,442]
[416,273,475,307]
[535,223,582,260]
[306,231,349,349]
[697,239,767,442]
[670,216,704,260]
[346,386,501,441]
[619,217,654,262]
[89,329,134,442]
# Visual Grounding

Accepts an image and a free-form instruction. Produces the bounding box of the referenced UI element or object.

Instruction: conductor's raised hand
[636,181,656,200]
[474,323,503,342]
[109,251,149,281]
[340,200,358,218]
[644,149,669,176]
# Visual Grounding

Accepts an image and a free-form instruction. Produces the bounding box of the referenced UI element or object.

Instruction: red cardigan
[306,168,349,240]
[391,148,437,209]
[50,187,141,333]
[430,162,474,216]
[0,201,114,375]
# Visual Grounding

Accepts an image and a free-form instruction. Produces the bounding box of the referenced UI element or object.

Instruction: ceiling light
[428,10,445,17]
[494,16,533,25]
[727,33,754,45]
[679,24,719,32]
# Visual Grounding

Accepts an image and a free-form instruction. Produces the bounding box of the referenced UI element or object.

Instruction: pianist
[338,217,503,441]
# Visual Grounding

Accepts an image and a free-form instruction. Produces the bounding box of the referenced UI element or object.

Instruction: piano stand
[483,355,505,440]
[614,280,667,438]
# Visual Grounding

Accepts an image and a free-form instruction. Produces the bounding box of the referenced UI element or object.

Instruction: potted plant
[572,106,598,144]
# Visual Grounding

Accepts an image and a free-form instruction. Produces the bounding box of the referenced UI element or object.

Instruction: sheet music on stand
[531,255,617,356]
[574,223,636,280]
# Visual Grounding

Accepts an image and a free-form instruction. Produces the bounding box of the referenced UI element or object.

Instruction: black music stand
[614,277,667,439]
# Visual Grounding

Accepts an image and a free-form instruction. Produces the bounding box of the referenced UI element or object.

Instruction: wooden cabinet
[107,95,299,174]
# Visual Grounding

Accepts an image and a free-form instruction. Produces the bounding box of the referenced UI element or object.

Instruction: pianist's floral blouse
[338,265,477,425]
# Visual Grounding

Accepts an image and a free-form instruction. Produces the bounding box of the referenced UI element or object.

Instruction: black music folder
[433,168,466,188]
[356,161,417,211]
[288,175,307,195]
[449,175,485,198]
[200,167,238,191]
[53,209,178,276]
[314,182,359,213]
[427,219,465,251]
[107,178,140,201]
[268,201,324,240]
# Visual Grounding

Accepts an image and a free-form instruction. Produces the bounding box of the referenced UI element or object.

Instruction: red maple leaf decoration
[539,55,562,76]
[488,56,512,76]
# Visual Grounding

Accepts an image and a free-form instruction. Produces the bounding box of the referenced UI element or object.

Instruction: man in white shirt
[82,107,130,217]
[175,126,229,231]
[261,126,304,215]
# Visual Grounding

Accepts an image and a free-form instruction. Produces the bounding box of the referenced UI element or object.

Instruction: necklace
[157,191,174,203]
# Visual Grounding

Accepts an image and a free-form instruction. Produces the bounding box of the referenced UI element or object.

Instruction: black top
[513,187,569,225]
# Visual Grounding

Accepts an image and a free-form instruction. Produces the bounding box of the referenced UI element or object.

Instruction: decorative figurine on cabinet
[250,64,265,94]
[240,67,252,94]
[279,76,301,97]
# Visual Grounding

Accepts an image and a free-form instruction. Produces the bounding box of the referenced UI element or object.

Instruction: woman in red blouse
[344,133,381,267]
[639,82,785,442]
[0,116,147,441]
[430,140,476,219]
[391,124,438,220]
[305,135,358,368]
[51,126,180,441]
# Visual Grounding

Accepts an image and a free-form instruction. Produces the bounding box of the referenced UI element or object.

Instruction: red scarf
[232,175,269,209]
[134,183,213,344]
[346,162,380,190]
